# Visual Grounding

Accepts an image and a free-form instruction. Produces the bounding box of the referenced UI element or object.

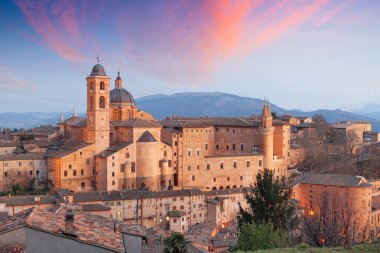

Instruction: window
[112,162,115,167]
[100,81,105,90]
[36,170,39,175]
[112,181,115,185]
[216,144,220,150]
[19,162,22,166]
[29,170,32,175]
[192,175,195,181]
[4,172,8,177]
[259,160,262,166]
[213,178,216,182]
[90,82,94,90]
[205,143,208,150]
[233,161,237,168]
[206,163,210,170]
[226,145,229,150]
[220,162,224,169]
[64,171,68,177]
[113,109,120,121]
[232,144,236,150]
[187,150,191,156]
[81,169,84,176]
[196,150,200,156]
[99,96,105,108]
[86,159,90,165]
[18,171,21,176]
[69,164,72,169]
[81,182,85,188]
[120,164,125,172]
[188,166,191,171]
[112,172,115,177]
[240,144,244,151]
[131,162,136,173]
[227,177,230,181]
[240,176,243,180]
[73,170,77,176]
[126,153,129,158]
[246,161,250,167]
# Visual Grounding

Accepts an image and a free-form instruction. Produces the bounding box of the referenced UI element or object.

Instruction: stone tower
[85,62,111,154]
[260,100,274,171]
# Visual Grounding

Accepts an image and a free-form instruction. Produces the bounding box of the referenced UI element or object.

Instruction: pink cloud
[16,0,85,62]
[0,66,32,92]
[312,0,354,29]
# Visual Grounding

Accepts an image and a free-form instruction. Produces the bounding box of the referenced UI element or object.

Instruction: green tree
[163,232,191,253]
[235,223,288,251]
[237,169,296,231]
[11,184,22,195]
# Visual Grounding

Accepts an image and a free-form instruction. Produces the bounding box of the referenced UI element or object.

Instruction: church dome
[90,64,107,76]
[110,88,135,104]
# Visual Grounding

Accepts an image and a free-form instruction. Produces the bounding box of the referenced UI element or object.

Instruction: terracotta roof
[0,195,57,207]
[0,244,26,253]
[81,204,111,211]
[0,207,124,252]
[0,152,45,161]
[137,131,157,142]
[111,118,161,128]
[73,189,204,203]
[293,173,371,188]
[45,142,93,158]
[161,117,254,128]
[96,142,131,158]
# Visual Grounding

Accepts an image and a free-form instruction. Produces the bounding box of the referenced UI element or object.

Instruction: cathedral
[46,62,291,192]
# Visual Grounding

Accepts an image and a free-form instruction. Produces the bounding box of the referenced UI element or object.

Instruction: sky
[0,0,379,113]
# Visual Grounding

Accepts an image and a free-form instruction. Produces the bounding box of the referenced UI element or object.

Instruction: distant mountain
[135,92,380,130]
[1,92,379,131]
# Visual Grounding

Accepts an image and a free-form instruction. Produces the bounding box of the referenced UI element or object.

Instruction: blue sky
[0,0,379,113]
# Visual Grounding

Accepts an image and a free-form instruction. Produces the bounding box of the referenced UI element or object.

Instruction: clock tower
[85,61,111,154]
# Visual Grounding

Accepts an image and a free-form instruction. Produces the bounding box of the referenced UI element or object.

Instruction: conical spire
[262,99,271,117]
[60,112,64,123]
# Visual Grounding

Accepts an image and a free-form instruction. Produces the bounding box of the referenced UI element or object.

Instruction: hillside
[0,92,379,130]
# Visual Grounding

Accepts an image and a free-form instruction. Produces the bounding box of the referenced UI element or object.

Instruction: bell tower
[260,100,274,171]
[85,60,111,154]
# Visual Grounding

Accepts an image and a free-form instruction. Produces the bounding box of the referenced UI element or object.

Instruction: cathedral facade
[46,63,291,192]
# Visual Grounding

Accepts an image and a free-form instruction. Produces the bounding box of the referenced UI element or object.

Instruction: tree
[11,184,22,195]
[235,222,288,251]
[346,129,360,155]
[237,169,296,232]
[163,232,191,253]
[301,192,370,248]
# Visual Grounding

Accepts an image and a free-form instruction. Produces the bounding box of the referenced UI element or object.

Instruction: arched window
[90,82,94,90]
[100,81,105,90]
[99,96,105,108]
[113,109,120,120]
[164,150,167,157]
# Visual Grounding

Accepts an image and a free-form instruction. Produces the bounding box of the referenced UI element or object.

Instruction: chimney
[64,210,75,234]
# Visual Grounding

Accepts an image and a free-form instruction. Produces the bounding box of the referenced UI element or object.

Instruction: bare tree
[346,130,360,155]
[301,192,370,248]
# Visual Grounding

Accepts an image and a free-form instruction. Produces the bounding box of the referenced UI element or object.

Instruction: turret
[260,100,274,171]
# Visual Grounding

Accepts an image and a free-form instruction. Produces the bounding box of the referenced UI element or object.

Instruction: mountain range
[1,92,379,131]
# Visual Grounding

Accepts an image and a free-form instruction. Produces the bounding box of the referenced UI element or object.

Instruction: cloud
[16,0,85,62]
[312,0,353,29]
[0,65,32,92]
[15,0,353,85]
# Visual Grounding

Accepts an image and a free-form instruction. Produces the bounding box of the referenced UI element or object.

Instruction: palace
[1,62,294,193]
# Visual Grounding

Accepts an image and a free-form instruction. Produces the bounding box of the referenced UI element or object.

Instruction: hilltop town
[0,63,380,252]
